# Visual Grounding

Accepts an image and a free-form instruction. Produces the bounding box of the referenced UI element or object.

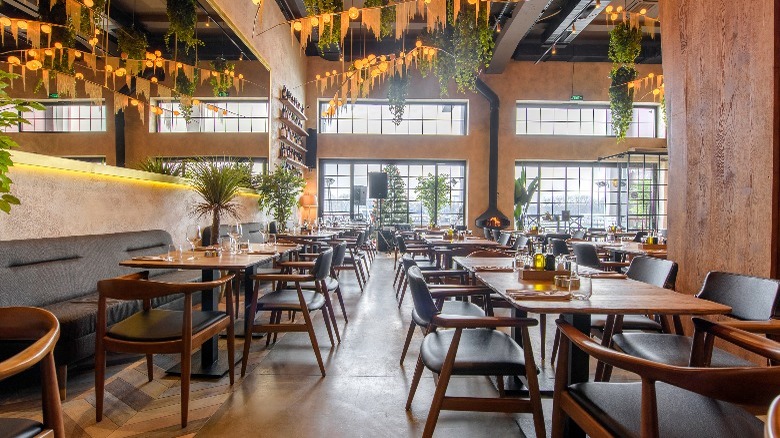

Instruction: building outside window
[320,160,466,226]
[154,99,269,133]
[319,99,468,135]
[2,99,106,132]
[515,101,664,138]
[516,153,667,231]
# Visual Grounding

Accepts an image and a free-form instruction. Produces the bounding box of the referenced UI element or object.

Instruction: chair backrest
[572,229,587,240]
[544,233,571,245]
[396,235,408,252]
[572,243,601,269]
[512,234,529,250]
[551,239,570,257]
[696,272,780,320]
[311,248,334,281]
[401,254,418,272]
[356,231,366,246]
[492,229,501,241]
[0,307,60,380]
[633,231,648,242]
[454,225,467,231]
[497,232,511,246]
[483,227,493,240]
[332,242,347,267]
[268,221,278,234]
[406,266,439,326]
[626,256,678,289]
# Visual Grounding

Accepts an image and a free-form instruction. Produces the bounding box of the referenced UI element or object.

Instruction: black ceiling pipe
[474,77,511,230]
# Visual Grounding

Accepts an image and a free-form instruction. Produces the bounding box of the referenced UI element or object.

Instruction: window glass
[319,100,467,135]
[515,102,660,138]
[155,99,269,133]
[0,100,107,132]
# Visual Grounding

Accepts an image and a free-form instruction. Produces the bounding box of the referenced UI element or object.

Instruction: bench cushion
[0,418,43,438]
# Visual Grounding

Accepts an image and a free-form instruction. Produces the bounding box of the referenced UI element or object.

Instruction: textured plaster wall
[306,58,665,227]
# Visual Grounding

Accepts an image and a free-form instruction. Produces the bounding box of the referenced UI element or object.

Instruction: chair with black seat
[399,263,490,363]
[632,231,648,242]
[393,235,431,288]
[483,227,493,240]
[96,271,236,428]
[497,231,511,246]
[572,242,628,271]
[552,317,780,438]
[611,271,780,370]
[550,238,570,257]
[397,255,468,307]
[0,307,64,438]
[543,233,571,246]
[507,234,529,254]
[404,267,546,438]
[571,229,587,240]
[299,242,350,323]
[341,231,369,291]
[241,249,336,377]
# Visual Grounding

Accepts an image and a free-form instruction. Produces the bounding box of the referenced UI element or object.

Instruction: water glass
[219,237,232,255]
[167,244,182,262]
[571,274,592,300]
[185,225,201,250]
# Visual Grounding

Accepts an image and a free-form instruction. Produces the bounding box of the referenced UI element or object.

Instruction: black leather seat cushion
[0,418,43,438]
[107,309,226,342]
[412,301,484,327]
[568,381,763,438]
[421,328,531,376]
[256,290,326,311]
[612,333,755,367]
[300,278,339,291]
[591,314,663,331]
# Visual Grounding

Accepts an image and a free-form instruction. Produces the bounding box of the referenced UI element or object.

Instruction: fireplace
[474,78,511,230]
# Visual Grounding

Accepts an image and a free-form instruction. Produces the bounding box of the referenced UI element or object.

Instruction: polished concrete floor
[197,255,560,438]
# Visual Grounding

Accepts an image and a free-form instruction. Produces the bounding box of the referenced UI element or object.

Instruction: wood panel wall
[661,0,780,295]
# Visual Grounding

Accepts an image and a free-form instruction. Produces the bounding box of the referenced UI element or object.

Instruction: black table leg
[562,313,591,438]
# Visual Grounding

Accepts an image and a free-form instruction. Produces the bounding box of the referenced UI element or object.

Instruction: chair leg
[405,352,426,410]
[145,354,154,382]
[422,359,454,438]
[540,314,547,362]
[273,311,283,344]
[180,347,191,428]
[398,277,409,308]
[394,262,402,287]
[56,365,67,401]
[227,320,235,386]
[323,292,341,343]
[334,286,348,323]
[551,328,561,365]
[266,311,276,347]
[95,347,105,422]
[241,290,260,377]
[301,306,326,377]
[41,353,64,438]
[321,305,335,346]
[400,319,417,365]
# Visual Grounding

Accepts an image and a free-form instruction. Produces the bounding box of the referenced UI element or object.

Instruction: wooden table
[120,244,297,377]
[422,238,501,268]
[601,241,668,259]
[277,231,339,240]
[473,270,731,437]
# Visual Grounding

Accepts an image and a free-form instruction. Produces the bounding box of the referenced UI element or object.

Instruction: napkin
[131,256,165,261]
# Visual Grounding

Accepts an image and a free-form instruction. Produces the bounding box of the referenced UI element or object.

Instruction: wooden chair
[394,235,430,285]
[405,267,546,438]
[612,271,780,369]
[241,249,336,377]
[397,255,469,307]
[0,307,64,438]
[96,271,236,428]
[572,242,629,272]
[767,395,780,438]
[295,242,350,322]
[552,317,780,437]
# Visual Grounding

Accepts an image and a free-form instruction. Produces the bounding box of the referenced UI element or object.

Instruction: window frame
[2,99,107,133]
[151,98,270,134]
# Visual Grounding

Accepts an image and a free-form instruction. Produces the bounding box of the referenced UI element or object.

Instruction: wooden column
[661,0,780,296]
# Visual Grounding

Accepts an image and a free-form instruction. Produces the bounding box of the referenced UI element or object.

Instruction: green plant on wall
[174,67,197,122]
[137,157,184,176]
[209,58,234,97]
[255,166,306,231]
[117,27,148,61]
[188,158,245,242]
[165,0,203,53]
[0,71,45,214]
[514,167,539,230]
[414,173,456,226]
[80,0,106,36]
[363,0,394,40]
[39,0,76,75]
[387,71,409,126]
[608,22,642,141]
[303,0,342,53]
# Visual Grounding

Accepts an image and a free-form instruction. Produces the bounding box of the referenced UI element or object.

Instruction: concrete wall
[306,58,666,228]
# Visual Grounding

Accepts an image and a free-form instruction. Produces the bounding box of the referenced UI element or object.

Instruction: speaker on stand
[369,172,392,251]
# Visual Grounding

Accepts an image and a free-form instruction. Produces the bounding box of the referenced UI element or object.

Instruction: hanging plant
[165,0,203,53]
[80,0,106,36]
[609,65,637,140]
[363,0,394,40]
[174,67,197,122]
[39,0,76,75]
[209,58,234,97]
[303,0,342,52]
[608,22,642,65]
[387,71,409,126]
[117,27,148,61]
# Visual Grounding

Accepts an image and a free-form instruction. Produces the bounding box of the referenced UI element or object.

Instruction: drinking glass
[571,274,592,300]
[219,236,232,255]
[228,223,242,243]
[185,225,201,250]
[167,244,182,262]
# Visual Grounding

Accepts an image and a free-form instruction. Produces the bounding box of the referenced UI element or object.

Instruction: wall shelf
[279,135,307,154]
[280,117,308,137]
[280,97,307,120]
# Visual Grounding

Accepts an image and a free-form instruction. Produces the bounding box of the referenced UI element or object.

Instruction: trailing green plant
[255,166,306,231]
[0,71,45,214]
[387,71,409,126]
[80,0,106,36]
[414,173,456,226]
[39,0,76,75]
[136,157,184,176]
[117,27,148,61]
[174,67,197,122]
[209,58,234,97]
[303,0,342,53]
[378,164,408,224]
[363,0,394,40]
[660,95,667,128]
[188,158,245,240]
[513,167,539,230]
[419,0,494,95]
[608,22,642,65]
[165,0,203,53]
[609,65,637,141]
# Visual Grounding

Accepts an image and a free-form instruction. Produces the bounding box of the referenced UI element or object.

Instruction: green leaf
[0,199,10,214]
[2,194,19,205]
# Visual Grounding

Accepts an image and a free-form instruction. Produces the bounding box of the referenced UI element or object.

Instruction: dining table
[468,264,731,437]
[600,241,668,259]
[119,243,299,378]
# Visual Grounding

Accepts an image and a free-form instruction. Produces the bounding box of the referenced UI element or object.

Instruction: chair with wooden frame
[394,235,431,282]
[342,231,370,291]
[96,271,236,428]
[241,248,336,377]
[293,242,350,322]
[572,242,629,272]
[552,317,780,438]
[767,395,780,438]
[611,271,780,369]
[0,307,64,438]
[404,266,546,438]
[396,255,469,307]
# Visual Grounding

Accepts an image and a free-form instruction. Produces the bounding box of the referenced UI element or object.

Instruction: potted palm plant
[514,168,539,230]
[188,159,245,239]
[255,166,305,232]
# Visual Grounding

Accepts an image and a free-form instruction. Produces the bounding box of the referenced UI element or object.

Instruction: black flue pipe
[474,78,511,229]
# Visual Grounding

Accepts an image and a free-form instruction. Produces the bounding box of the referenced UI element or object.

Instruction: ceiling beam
[542,0,609,47]
[485,0,552,74]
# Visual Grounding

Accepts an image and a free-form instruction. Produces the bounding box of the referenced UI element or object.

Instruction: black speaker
[305,128,317,168]
[353,186,367,204]
[368,172,388,199]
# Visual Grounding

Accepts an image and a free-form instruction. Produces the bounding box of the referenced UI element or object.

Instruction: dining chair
[483,227,493,240]
[96,271,236,428]
[767,395,780,438]
[571,229,587,240]
[497,231,511,246]
[298,242,350,322]
[550,238,570,256]
[632,231,648,242]
[343,231,370,287]
[397,255,469,307]
[511,234,530,252]
[404,267,546,438]
[612,271,780,368]
[572,242,629,271]
[552,317,780,438]
[0,307,65,438]
[394,235,430,285]
[241,249,336,377]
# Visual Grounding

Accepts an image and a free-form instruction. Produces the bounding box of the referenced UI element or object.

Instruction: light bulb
[155,59,163,67]
[0,17,10,27]
[610,13,618,20]
[75,72,84,80]
[40,24,51,34]
[83,0,94,6]
[315,74,321,80]
[130,99,138,106]
[151,77,158,83]
[348,7,359,19]
[74,50,82,58]
[115,68,126,76]
[25,60,41,70]
[310,16,319,27]
[616,6,623,12]
[323,14,331,24]
[54,42,63,49]
[146,60,154,67]
[595,0,600,8]
[177,62,183,68]
[652,88,660,95]
[551,45,557,55]
[154,50,162,57]
[605,5,613,13]
[17,20,27,30]
[44,49,53,56]
[252,0,262,5]
[192,99,200,105]
[105,65,113,72]
[293,21,302,31]
[639,8,647,15]
[7,56,20,65]
[27,49,37,57]
[354,59,363,69]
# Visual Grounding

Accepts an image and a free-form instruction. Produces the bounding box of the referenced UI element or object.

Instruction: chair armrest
[431,314,538,329]
[422,270,468,278]
[252,273,314,282]
[429,287,493,298]
[693,318,780,362]
[720,320,780,335]
[298,253,321,259]
[0,307,59,380]
[278,261,316,268]
[600,261,630,268]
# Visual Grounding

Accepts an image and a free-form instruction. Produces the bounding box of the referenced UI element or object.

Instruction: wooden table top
[452,256,513,270]
[599,242,668,258]
[276,231,339,240]
[423,237,500,247]
[120,244,298,270]
[474,271,731,316]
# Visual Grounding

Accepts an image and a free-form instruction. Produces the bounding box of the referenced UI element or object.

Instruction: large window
[516,154,667,231]
[155,156,267,175]
[3,99,106,132]
[154,99,269,133]
[319,99,467,135]
[320,160,466,226]
[515,102,663,138]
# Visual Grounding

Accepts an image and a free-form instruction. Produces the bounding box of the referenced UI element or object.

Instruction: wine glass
[228,223,242,253]
[185,225,201,251]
